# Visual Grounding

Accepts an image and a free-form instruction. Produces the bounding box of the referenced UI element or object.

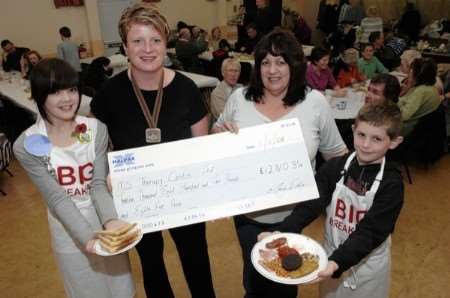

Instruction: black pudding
[281,254,303,271]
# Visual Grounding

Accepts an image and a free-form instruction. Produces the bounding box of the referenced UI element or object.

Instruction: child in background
[57,26,81,72]
[261,103,404,298]
[358,43,388,79]
[334,48,366,88]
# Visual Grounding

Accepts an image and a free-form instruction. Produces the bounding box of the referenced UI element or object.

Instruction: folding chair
[0,134,13,195]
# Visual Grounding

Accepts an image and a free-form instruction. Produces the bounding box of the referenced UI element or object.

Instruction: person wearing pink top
[307,47,347,97]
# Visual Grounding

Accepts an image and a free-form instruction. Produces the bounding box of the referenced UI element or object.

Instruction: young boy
[57,26,81,72]
[266,103,404,298]
[358,43,388,79]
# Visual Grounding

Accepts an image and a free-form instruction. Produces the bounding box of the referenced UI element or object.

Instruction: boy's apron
[320,152,391,298]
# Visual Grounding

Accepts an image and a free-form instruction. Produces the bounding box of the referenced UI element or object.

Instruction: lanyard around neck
[130,69,164,129]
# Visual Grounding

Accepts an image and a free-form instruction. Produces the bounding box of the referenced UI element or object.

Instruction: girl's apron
[27,116,134,298]
[320,152,390,298]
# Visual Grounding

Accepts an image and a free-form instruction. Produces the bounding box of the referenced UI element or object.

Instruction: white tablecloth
[0,76,91,117]
[302,45,314,57]
[82,54,219,89]
[81,54,129,76]
[177,71,219,88]
[325,88,366,120]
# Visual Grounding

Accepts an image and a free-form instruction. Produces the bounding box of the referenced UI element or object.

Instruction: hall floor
[0,155,449,298]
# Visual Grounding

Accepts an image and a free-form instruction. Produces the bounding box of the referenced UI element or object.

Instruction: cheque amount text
[259,160,303,175]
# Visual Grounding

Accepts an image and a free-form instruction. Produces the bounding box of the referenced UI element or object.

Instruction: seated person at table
[359,5,383,44]
[369,32,385,64]
[210,58,242,121]
[334,48,366,88]
[213,39,232,60]
[261,103,404,298]
[239,23,262,54]
[365,73,401,106]
[370,30,407,71]
[84,56,113,95]
[1,39,30,72]
[175,27,208,74]
[358,43,388,79]
[444,70,450,102]
[209,26,222,51]
[307,47,339,92]
[398,58,441,136]
[191,26,207,41]
[20,50,42,79]
[394,49,422,83]
[327,21,356,60]
[397,50,444,99]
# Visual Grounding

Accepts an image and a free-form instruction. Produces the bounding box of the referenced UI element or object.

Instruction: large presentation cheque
[108,118,319,233]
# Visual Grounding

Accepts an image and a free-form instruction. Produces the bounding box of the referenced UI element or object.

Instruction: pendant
[145,128,161,143]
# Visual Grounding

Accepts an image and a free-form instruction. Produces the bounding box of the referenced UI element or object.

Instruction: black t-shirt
[90,70,207,150]
[3,47,30,72]
[279,153,404,277]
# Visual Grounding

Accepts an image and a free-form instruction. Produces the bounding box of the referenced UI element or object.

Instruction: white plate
[94,228,143,256]
[251,233,328,285]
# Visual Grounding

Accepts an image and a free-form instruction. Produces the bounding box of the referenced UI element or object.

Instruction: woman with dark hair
[13,58,135,298]
[85,56,112,94]
[398,58,441,136]
[213,29,347,298]
[307,46,346,96]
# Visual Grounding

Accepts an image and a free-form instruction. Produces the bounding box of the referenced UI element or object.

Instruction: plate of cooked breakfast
[251,233,328,285]
[94,223,143,256]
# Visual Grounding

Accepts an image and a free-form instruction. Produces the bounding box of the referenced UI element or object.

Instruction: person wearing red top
[334,47,366,88]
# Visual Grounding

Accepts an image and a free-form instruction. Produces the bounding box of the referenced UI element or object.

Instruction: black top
[242,35,262,54]
[279,153,404,278]
[2,47,30,72]
[90,70,207,150]
[317,2,340,34]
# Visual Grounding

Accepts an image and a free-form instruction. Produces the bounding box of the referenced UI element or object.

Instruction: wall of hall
[0,0,90,57]
[0,0,241,57]
[2,0,449,58]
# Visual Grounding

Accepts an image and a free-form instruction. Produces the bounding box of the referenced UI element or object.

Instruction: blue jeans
[234,215,298,298]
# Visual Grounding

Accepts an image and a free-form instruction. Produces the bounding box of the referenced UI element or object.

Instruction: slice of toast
[95,223,137,237]
[98,228,140,247]
[99,232,140,253]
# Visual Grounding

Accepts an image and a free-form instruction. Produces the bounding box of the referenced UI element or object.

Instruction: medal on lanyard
[130,69,164,143]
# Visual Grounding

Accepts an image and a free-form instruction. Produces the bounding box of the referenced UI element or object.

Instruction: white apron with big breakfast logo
[25,116,134,298]
[320,152,391,298]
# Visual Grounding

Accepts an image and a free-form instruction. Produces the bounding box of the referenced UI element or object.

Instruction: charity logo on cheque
[112,153,136,168]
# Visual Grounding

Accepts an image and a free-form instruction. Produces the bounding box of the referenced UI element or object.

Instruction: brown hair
[24,50,42,62]
[355,103,402,139]
[118,3,170,44]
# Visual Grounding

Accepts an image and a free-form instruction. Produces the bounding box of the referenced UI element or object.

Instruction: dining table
[324,87,367,150]
[325,88,366,120]
[82,54,219,89]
